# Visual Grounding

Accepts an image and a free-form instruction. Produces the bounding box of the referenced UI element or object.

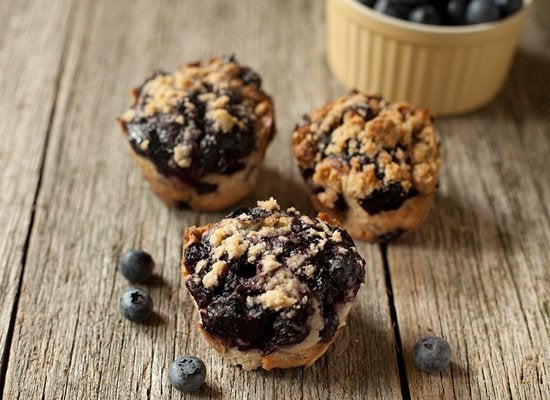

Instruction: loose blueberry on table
[413,336,452,373]
[119,288,153,323]
[358,0,523,25]
[118,249,155,283]
[168,356,207,393]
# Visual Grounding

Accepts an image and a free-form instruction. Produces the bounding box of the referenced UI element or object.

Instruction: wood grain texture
[2,1,401,398]
[388,2,550,399]
[0,0,73,375]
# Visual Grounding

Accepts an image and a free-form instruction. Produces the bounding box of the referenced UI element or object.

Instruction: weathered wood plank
[3,1,402,398]
[0,0,74,378]
[388,3,550,398]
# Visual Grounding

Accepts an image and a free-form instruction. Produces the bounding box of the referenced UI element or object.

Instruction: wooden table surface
[0,0,548,399]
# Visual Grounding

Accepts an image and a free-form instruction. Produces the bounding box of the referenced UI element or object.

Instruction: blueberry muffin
[181,198,365,370]
[117,56,275,211]
[292,92,441,242]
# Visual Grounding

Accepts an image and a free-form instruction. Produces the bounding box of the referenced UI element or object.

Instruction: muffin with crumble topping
[117,55,275,210]
[181,198,365,370]
[292,92,441,242]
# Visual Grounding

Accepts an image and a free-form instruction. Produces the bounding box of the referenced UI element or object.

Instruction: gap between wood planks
[382,243,412,400]
[0,3,77,396]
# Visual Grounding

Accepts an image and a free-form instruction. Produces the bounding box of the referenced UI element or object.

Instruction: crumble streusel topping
[292,92,440,214]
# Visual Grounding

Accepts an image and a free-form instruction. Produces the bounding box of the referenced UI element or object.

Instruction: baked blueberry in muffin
[181,198,365,370]
[292,92,441,242]
[117,56,275,210]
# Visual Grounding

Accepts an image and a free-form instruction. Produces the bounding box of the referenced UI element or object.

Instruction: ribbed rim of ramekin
[342,0,532,35]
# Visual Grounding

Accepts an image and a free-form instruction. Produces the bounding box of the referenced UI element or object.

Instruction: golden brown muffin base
[117,110,274,211]
[307,190,435,242]
[127,145,261,211]
[197,324,340,371]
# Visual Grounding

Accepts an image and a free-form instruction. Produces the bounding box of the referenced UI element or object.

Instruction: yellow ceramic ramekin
[326,0,532,115]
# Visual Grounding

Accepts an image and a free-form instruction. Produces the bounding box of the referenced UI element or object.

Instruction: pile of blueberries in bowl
[357,0,523,25]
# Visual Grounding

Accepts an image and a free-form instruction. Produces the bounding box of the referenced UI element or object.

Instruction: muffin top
[292,92,440,215]
[182,198,365,354]
[118,56,274,192]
